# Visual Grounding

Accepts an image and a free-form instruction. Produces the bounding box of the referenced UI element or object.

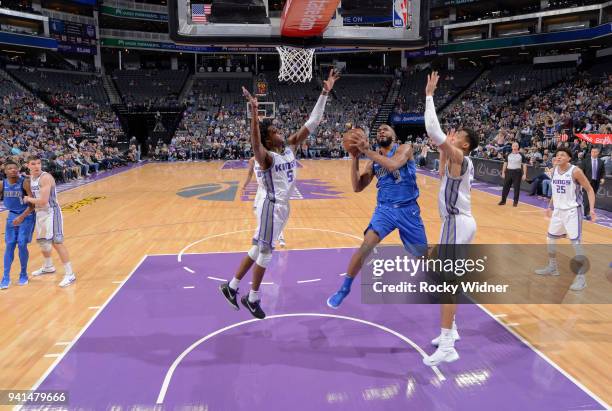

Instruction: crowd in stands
[153,62,612,191]
[0,78,135,183]
[441,63,611,196]
[2,59,610,200]
[47,90,124,146]
[112,69,189,110]
[163,75,389,161]
[395,67,481,114]
[7,67,124,145]
[442,66,610,159]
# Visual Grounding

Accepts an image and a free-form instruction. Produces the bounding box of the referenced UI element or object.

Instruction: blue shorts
[366,202,428,256]
[5,213,35,244]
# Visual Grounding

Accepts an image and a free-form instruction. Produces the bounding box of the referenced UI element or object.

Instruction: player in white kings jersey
[220,69,340,319]
[535,147,596,291]
[23,155,76,287]
[423,71,480,366]
[244,156,285,247]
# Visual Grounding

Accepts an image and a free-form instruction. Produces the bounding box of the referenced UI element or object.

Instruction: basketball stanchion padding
[276,46,316,83]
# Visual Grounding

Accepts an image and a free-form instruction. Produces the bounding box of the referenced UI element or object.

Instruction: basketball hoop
[276,46,315,83]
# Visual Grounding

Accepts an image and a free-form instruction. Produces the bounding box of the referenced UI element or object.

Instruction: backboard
[246,101,276,120]
[168,0,429,50]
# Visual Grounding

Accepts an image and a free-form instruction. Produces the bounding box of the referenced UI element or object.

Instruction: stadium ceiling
[42,0,92,14]
[431,0,540,12]
[432,0,539,8]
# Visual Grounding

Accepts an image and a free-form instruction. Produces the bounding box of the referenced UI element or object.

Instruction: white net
[276,46,315,83]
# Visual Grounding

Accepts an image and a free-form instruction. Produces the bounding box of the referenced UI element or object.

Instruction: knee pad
[571,239,585,257]
[546,236,557,255]
[256,252,273,268]
[38,240,52,252]
[248,245,259,261]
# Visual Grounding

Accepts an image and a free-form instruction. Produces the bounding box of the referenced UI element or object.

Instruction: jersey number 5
[287,170,294,183]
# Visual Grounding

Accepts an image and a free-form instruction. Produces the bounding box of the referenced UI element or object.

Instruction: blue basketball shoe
[327,287,351,309]
[0,276,10,290]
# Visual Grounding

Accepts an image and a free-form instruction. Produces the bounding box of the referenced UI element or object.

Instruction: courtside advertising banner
[575,134,612,145]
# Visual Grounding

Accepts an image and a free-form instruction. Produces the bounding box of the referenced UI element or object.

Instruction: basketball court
[1,160,610,410]
[1,0,611,410]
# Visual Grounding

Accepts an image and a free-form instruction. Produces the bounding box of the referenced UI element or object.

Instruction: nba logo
[393,0,408,28]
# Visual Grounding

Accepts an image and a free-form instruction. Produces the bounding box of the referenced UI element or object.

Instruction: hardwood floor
[0,160,610,405]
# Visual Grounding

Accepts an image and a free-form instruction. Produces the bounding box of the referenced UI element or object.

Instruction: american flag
[192,3,212,23]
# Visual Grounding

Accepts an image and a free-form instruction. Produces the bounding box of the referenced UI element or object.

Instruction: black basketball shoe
[241,295,266,319]
[219,282,239,310]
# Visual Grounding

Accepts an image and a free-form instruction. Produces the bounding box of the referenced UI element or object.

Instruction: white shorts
[253,199,289,253]
[253,190,265,214]
[438,214,476,278]
[548,206,582,241]
[36,207,64,244]
[439,214,476,245]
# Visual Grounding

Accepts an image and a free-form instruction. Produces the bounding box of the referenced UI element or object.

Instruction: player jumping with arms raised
[423,71,479,366]
[244,156,285,247]
[220,69,340,319]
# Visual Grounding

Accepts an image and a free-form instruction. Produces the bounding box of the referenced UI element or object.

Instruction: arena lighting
[561,24,586,29]
[481,54,500,57]
[499,30,529,36]
[456,35,482,41]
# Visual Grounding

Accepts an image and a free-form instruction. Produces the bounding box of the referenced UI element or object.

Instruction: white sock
[64,262,73,276]
[44,257,53,268]
[248,289,260,303]
[229,278,240,290]
[549,258,557,268]
[278,232,285,241]
[452,319,457,331]
[439,328,454,349]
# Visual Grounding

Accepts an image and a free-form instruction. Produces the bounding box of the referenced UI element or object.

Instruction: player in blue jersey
[327,125,428,308]
[1,160,35,289]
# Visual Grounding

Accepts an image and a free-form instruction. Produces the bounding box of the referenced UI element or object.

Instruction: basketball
[343,128,366,157]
